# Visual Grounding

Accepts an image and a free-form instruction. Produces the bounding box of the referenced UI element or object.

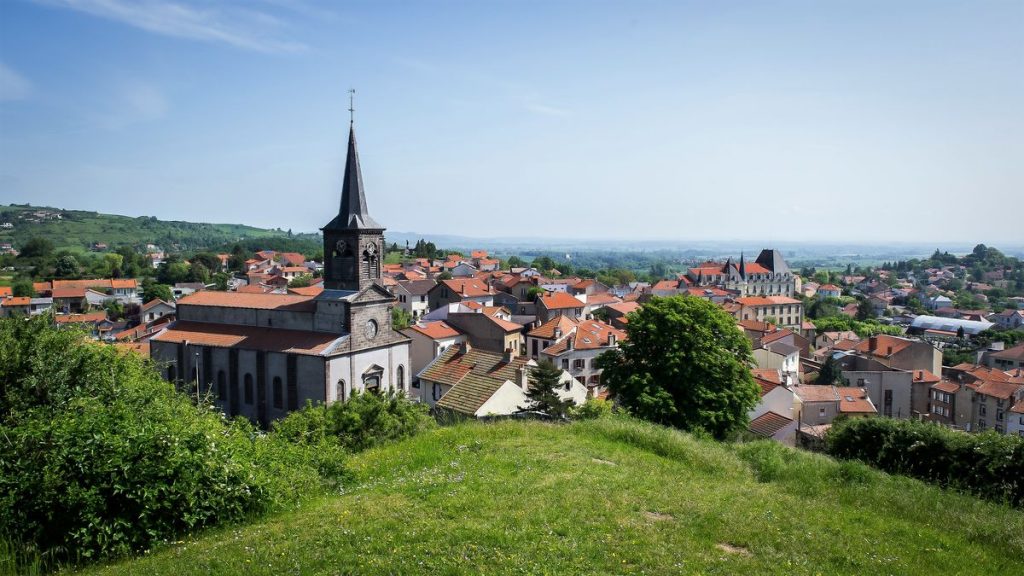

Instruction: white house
[400,320,466,388]
[394,279,436,321]
[140,299,176,323]
[752,341,800,385]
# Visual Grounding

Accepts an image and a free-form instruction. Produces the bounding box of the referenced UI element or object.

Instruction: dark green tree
[595,295,758,439]
[391,306,412,330]
[11,279,35,297]
[818,354,841,384]
[520,359,573,419]
[141,279,173,303]
[54,255,80,278]
[18,237,54,259]
[507,255,526,268]
[856,298,875,321]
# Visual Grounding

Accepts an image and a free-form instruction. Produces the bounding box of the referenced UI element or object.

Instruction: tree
[856,298,875,321]
[289,274,313,288]
[520,359,573,419]
[595,295,759,439]
[11,279,35,297]
[507,255,526,268]
[437,271,452,280]
[526,286,545,301]
[956,326,965,340]
[818,355,841,384]
[54,255,80,278]
[18,237,54,259]
[141,279,173,303]
[391,306,413,330]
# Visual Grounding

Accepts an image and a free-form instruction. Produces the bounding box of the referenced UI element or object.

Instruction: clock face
[335,240,348,254]
[364,319,378,339]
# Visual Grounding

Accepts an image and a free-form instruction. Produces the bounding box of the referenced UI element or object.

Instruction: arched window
[217,370,226,400]
[396,365,405,392]
[272,377,283,409]
[336,379,346,403]
[244,374,254,405]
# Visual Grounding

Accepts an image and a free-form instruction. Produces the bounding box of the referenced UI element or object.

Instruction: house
[686,250,796,297]
[853,334,941,376]
[140,299,176,323]
[400,320,466,388]
[816,284,841,298]
[926,295,953,310]
[418,342,585,416]
[927,379,971,429]
[525,315,579,360]
[604,301,640,330]
[536,291,585,322]
[968,380,1024,434]
[990,309,1024,330]
[539,319,625,397]
[985,342,1024,370]
[0,296,31,317]
[752,341,800,385]
[394,279,436,321]
[733,296,804,330]
[172,282,206,299]
[748,368,798,445]
[427,278,495,310]
[794,385,876,426]
[53,311,109,338]
[1008,398,1024,438]
[816,331,860,350]
[444,308,524,356]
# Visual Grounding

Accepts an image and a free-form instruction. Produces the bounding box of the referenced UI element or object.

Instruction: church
[150,123,411,426]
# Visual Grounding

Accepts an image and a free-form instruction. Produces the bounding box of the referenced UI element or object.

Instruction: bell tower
[321,119,385,292]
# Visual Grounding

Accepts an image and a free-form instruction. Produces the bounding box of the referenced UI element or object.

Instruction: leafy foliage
[596,295,759,439]
[0,317,341,565]
[391,306,412,330]
[273,392,435,453]
[519,359,573,418]
[827,417,1024,507]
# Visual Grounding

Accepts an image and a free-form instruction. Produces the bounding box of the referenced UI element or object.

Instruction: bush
[0,317,338,565]
[569,397,614,420]
[826,417,1023,506]
[274,391,435,453]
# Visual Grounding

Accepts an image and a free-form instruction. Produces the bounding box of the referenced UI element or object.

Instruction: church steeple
[321,114,386,292]
[739,252,746,279]
[323,125,382,231]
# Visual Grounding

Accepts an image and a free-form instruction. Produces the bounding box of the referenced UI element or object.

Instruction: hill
[0,204,318,253]
[80,417,1023,575]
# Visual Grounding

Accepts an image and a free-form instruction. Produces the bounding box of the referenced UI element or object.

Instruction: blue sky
[0,0,1021,244]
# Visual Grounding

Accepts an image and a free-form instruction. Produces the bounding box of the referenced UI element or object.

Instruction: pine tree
[819,354,841,385]
[521,359,573,419]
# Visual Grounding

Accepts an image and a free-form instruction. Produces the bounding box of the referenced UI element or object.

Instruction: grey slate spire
[739,252,746,279]
[323,125,382,231]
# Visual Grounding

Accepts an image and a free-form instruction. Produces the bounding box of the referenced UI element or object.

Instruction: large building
[150,123,411,426]
[687,249,796,297]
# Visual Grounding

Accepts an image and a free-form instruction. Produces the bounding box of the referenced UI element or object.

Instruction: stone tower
[321,125,386,292]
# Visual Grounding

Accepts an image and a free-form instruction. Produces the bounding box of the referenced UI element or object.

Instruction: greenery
[817,355,841,384]
[391,307,413,330]
[596,295,759,439]
[827,417,1023,507]
[272,392,434,454]
[140,279,172,303]
[0,316,343,568]
[78,417,1023,575]
[519,359,573,418]
[810,315,903,338]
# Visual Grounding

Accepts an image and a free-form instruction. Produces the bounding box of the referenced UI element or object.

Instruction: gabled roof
[54,312,108,324]
[277,252,306,266]
[837,387,876,413]
[751,369,783,396]
[404,321,462,340]
[528,315,579,339]
[287,285,325,297]
[748,411,794,437]
[440,278,493,298]
[972,380,1022,400]
[542,320,625,355]
[0,296,30,306]
[538,291,584,310]
[854,335,914,357]
[931,380,960,394]
[152,320,344,356]
[605,301,640,316]
[177,291,316,312]
[398,279,438,296]
[435,373,510,415]
[421,345,531,390]
[990,343,1024,362]
[736,296,801,306]
[141,298,173,312]
[912,369,940,384]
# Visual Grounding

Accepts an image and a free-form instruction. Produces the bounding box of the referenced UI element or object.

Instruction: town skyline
[1,1,1022,244]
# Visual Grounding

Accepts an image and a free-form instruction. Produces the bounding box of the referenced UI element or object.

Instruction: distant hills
[0,204,317,254]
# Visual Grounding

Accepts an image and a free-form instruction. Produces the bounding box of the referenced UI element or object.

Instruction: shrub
[826,417,1023,506]
[569,397,614,420]
[0,317,337,565]
[274,391,435,453]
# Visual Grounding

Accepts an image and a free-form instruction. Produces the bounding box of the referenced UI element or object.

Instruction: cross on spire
[348,88,355,125]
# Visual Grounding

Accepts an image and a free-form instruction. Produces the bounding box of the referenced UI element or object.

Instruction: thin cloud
[0,61,33,101]
[525,102,570,117]
[93,80,169,131]
[33,0,307,53]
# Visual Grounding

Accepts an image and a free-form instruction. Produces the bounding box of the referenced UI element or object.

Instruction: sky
[0,0,1022,245]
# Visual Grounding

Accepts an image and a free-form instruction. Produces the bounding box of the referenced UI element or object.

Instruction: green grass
[78,417,1023,575]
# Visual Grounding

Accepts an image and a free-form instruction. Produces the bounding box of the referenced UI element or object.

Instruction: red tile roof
[538,291,584,311]
[837,387,876,413]
[277,252,306,266]
[542,320,625,355]
[932,380,960,394]
[54,312,107,324]
[405,321,462,340]
[528,315,579,339]
[51,287,87,299]
[141,298,171,312]
[177,291,315,311]
[152,321,340,356]
[110,279,138,289]
[441,278,493,298]
[0,287,11,298]
[605,301,640,316]
[736,296,802,306]
[1,296,30,306]
[972,380,1022,400]
[751,368,783,396]
[913,369,940,383]
[854,335,914,357]
[287,285,324,297]
[748,411,794,437]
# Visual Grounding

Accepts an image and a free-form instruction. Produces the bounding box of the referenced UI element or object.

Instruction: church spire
[739,252,746,279]
[323,121,382,231]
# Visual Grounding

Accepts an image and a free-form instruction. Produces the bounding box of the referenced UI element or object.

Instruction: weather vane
[348,88,355,125]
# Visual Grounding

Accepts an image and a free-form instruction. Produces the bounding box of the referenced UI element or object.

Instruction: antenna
[348,88,355,125]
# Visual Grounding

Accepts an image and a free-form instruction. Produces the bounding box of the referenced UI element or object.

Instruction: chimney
[869,336,878,352]
[503,347,515,363]
[516,366,529,391]
[459,340,471,355]
[608,333,616,346]
[554,327,562,339]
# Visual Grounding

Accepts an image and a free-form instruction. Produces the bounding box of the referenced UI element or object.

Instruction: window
[818,407,826,418]
[562,359,569,370]
[396,365,405,391]
[244,374,254,405]
[573,359,586,370]
[273,377,283,409]
[336,379,346,403]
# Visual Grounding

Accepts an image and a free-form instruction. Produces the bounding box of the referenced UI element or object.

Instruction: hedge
[826,417,1023,507]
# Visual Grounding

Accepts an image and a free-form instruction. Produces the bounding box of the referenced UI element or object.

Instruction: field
[79,417,1023,576]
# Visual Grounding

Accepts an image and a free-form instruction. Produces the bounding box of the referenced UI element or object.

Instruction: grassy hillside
[0,204,317,253]
[80,418,1023,575]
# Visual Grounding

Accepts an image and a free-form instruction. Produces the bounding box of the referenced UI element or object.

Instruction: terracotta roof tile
[177,291,315,311]
[528,316,579,339]
[913,369,940,383]
[837,387,876,413]
[441,278,493,298]
[749,411,794,437]
[152,320,342,356]
[972,380,1022,400]
[405,321,462,340]
[542,320,625,355]
[1,296,31,306]
[538,291,584,310]
[54,312,107,324]
[932,380,960,394]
